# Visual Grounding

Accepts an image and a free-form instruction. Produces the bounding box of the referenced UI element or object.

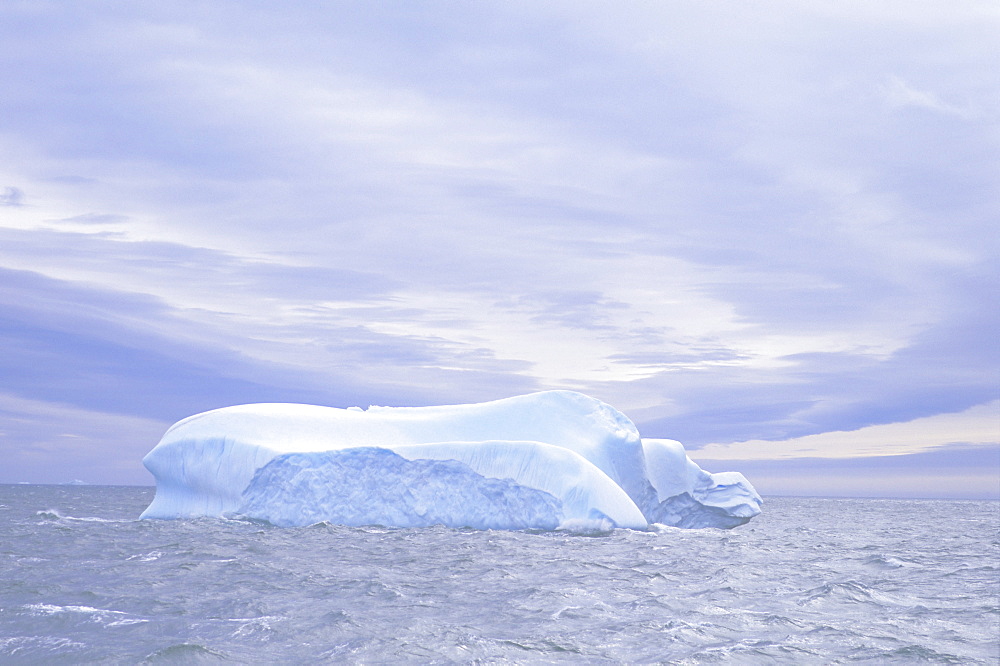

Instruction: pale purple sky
[1,2,997,497]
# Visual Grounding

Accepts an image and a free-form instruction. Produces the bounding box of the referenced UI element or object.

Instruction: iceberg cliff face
[140,391,761,530]
[241,448,566,530]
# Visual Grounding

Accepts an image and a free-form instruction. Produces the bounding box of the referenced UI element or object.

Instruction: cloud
[0,392,167,485]
[883,76,977,120]
[687,400,999,461]
[0,262,537,420]
[0,266,327,421]
[0,2,997,485]
[1,186,24,206]
[50,212,128,225]
[0,227,399,306]
[694,445,1000,500]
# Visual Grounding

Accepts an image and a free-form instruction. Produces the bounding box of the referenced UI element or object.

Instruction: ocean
[1,485,997,664]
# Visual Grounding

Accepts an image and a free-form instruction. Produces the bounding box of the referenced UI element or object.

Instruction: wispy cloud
[687,401,999,461]
[1,186,24,206]
[0,392,167,485]
[49,212,129,225]
[694,445,1000,500]
[883,76,979,120]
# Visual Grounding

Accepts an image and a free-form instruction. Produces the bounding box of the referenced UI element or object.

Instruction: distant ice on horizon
[140,391,762,530]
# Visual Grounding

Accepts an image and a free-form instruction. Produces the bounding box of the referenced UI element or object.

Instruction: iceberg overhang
[140,391,761,530]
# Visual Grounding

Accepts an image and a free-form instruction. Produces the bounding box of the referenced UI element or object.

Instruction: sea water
[0,485,997,664]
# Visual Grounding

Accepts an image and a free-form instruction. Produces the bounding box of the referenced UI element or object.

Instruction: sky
[1,1,997,498]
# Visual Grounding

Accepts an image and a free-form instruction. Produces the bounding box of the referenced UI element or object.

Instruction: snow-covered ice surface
[141,391,761,530]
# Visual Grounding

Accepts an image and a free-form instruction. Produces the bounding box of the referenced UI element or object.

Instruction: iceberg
[140,390,761,530]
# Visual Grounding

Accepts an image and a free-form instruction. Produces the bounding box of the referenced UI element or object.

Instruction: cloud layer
[1,2,997,492]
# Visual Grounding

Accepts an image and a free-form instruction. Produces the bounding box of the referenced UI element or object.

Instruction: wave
[23,604,148,627]
[862,554,924,569]
[5,490,998,664]
[35,509,132,523]
[140,643,230,663]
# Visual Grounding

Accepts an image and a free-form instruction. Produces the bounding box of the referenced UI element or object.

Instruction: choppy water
[1,485,997,664]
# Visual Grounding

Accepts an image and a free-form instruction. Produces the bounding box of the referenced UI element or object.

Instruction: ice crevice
[140,390,762,530]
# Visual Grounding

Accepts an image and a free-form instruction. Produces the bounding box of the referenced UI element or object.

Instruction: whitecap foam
[35,509,131,524]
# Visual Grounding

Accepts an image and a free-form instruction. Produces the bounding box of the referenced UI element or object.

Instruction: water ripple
[0,486,997,663]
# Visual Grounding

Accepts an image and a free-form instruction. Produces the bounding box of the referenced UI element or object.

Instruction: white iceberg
[140,390,761,530]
